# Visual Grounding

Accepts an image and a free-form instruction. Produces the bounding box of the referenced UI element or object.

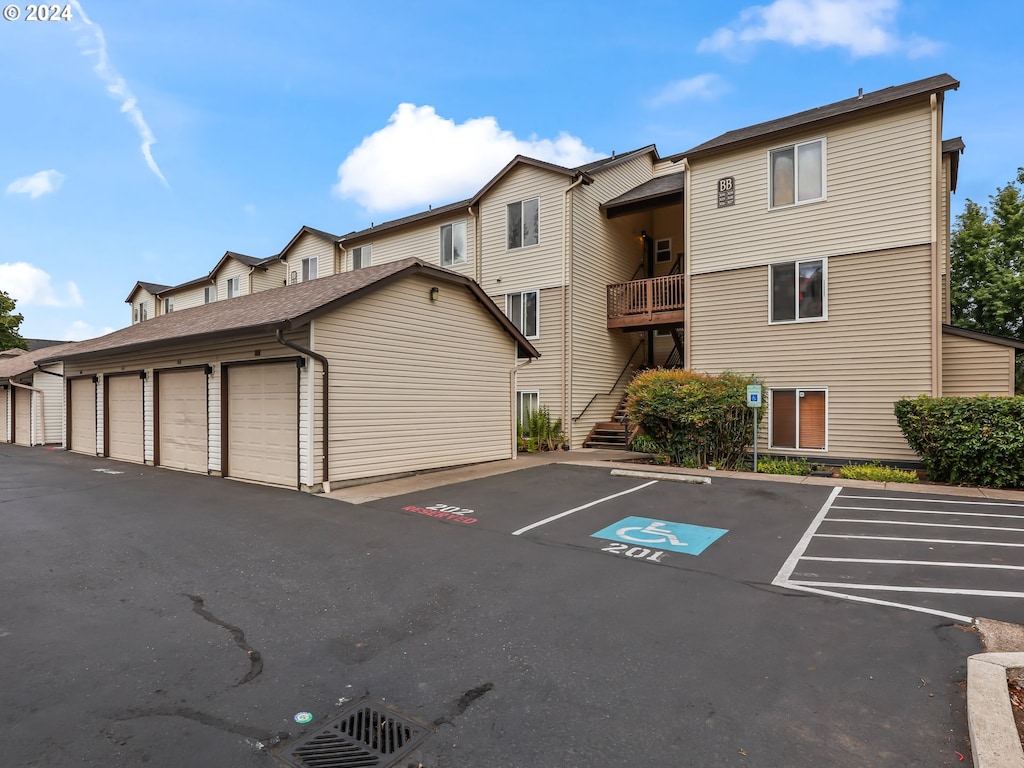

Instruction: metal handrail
[573,339,644,422]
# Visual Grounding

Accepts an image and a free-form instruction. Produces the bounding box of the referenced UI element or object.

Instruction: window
[440,221,467,266]
[770,138,825,208]
[226,276,240,299]
[139,302,148,321]
[770,259,825,323]
[655,238,672,263]
[516,391,539,434]
[505,291,539,339]
[507,198,539,250]
[133,305,139,323]
[302,257,318,281]
[163,296,174,314]
[770,388,827,450]
[204,286,215,304]
[352,245,371,270]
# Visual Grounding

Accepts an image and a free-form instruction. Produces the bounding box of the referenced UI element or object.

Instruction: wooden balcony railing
[607,274,685,330]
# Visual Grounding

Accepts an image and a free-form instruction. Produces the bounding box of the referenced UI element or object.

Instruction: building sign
[717,177,736,208]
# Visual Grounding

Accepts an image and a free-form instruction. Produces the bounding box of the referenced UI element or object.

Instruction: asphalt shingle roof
[0,342,79,380]
[601,172,686,214]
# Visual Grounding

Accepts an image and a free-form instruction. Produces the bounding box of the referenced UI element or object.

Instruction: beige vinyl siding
[690,245,934,460]
[32,366,65,444]
[653,158,683,178]
[479,165,572,294]
[569,153,656,445]
[344,216,476,279]
[165,285,207,312]
[215,259,252,299]
[253,262,287,292]
[689,104,934,275]
[282,233,336,284]
[941,334,1015,396]
[316,273,514,482]
[129,290,157,324]
[508,286,565,428]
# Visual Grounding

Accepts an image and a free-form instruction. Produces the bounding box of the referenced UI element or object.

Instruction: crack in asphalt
[432,683,494,727]
[115,706,287,742]
[183,594,263,687]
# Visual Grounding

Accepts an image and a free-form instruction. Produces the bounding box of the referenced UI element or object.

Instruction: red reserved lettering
[401,505,477,525]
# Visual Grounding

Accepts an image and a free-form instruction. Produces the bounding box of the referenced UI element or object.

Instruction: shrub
[626,369,762,470]
[518,405,565,453]
[894,395,1024,488]
[838,462,919,483]
[757,457,812,476]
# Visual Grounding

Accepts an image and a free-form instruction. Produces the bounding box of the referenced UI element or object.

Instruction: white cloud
[334,104,603,213]
[62,320,113,341]
[0,262,84,308]
[6,170,66,199]
[70,1,169,187]
[648,74,730,107]
[698,0,939,58]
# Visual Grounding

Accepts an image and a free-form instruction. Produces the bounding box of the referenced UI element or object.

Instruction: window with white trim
[516,391,539,434]
[507,198,539,250]
[204,286,216,304]
[139,301,148,321]
[163,296,174,314]
[440,221,467,266]
[226,276,240,299]
[352,245,371,270]
[770,258,825,323]
[769,138,825,208]
[505,291,539,339]
[302,256,318,281]
[655,238,672,263]
[770,388,827,450]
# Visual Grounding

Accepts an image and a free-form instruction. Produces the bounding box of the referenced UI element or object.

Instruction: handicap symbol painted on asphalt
[591,516,728,556]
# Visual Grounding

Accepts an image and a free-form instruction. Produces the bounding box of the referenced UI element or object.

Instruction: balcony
[607,274,685,331]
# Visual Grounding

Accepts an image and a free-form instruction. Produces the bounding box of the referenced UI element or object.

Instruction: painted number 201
[600,542,666,563]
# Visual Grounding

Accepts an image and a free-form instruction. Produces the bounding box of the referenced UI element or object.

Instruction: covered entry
[106,373,144,463]
[13,386,32,445]
[156,368,208,472]
[68,376,97,455]
[224,360,298,487]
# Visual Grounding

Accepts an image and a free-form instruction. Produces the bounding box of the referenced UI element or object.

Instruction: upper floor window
[506,290,539,339]
[139,301,148,322]
[204,286,215,304]
[770,138,825,208]
[302,257,318,281]
[770,258,825,323]
[163,296,174,314]
[352,245,371,270]
[226,276,240,299]
[440,221,467,266]
[507,198,539,250]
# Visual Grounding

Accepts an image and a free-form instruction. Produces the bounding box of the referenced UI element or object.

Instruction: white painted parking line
[773,486,842,585]
[815,533,1024,548]
[831,505,1024,520]
[802,556,1024,572]
[826,518,1024,533]
[787,581,1024,599]
[775,582,973,624]
[510,480,659,536]
[839,495,1024,509]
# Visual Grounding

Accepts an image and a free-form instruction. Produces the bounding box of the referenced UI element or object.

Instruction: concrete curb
[968,652,1024,768]
[609,468,711,484]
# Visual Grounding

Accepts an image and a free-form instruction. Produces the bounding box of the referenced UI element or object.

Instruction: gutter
[275,328,330,491]
[9,380,43,446]
[510,358,534,458]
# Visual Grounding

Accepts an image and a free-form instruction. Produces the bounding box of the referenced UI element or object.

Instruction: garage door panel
[1,390,8,443]
[70,378,97,454]
[227,363,297,487]
[14,388,31,445]
[107,375,144,463]
[158,369,208,472]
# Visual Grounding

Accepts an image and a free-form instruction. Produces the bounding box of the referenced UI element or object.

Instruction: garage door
[14,387,31,445]
[158,369,208,472]
[0,388,8,442]
[69,377,97,455]
[107,374,144,463]
[227,362,298,487]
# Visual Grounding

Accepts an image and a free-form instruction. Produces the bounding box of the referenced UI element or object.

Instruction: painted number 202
[601,542,666,563]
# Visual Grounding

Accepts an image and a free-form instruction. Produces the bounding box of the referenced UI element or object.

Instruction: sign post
[746,384,763,473]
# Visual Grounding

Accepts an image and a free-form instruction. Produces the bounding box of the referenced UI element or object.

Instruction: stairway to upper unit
[583,394,630,449]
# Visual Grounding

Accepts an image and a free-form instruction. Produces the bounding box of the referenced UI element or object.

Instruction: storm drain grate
[276,698,431,768]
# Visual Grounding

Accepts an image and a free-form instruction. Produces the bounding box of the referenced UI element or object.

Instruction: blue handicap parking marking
[591,516,728,556]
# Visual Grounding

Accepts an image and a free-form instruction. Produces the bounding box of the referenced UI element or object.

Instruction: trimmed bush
[626,369,761,470]
[838,462,919,483]
[894,395,1024,488]
[757,457,812,476]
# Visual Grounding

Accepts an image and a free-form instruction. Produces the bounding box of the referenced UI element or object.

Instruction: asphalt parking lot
[0,447,992,767]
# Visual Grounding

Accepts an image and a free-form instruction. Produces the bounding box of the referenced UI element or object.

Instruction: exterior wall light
[430,286,439,302]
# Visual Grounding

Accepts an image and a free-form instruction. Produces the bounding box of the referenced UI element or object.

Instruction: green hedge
[626,369,761,469]
[894,395,1024,488]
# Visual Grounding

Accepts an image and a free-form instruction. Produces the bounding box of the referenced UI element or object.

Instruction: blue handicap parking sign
[591,516,728,556]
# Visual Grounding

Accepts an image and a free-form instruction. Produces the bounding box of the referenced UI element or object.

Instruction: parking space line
[510,480,659,536]
[839,495,1024,509]
[815,533,1024,548]
[771,582,972,623]
[787,580,1024,599]
[802,556,1024,572]
[832,505,1024,520]
[773,486,843,585]
[827,518,1024,533]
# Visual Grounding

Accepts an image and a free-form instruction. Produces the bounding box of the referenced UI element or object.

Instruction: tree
[0,291,28,351]
[950,167,1024,390]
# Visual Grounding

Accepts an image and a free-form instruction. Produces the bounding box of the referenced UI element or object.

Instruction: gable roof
[942,324,1024,350]
[942,136,965,193]
[125,281,173,303]
[601,172,686,219]
[670,73,960,162]
[209,250,278,277]
[469,155,593,207]
[576,145,658,174]
[45,258,539,363]
[0,342,78,381]
[279,225,343,258]
[342,198,472,243]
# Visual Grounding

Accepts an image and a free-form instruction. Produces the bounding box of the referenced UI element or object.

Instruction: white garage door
[14,387,31,445]
[107,374,144,463]
[227,362,298,487]
[0,388,8,442]
[158,369,208,472]
[69,377,97,455]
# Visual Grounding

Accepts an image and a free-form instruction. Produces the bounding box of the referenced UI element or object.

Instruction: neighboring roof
[45,258,539,363]
[0,342,78,380]
[601,172,686,219]
[469,156,593,207]
[942,136,965,193]
[125,281,173,303]
[670,73,960,161]
[26,339,67,351]
[208,250,277,277]
[279,225,343,258]
[165,273,215,293]
[0,348,27,359]
[942,324,1024,350]
[576,145,658,174]
[342,199,472,243]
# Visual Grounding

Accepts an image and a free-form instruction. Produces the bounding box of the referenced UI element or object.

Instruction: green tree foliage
[0,291,28,351]
[950,168,1024,389]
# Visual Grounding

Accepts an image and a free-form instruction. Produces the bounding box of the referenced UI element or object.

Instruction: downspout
[10,380,43,446]
[468,205,481,285]
[563,174,586,444]
[929,94,941,396]
[275,328,330,492]
[510,357,534,457]
[248,265,256,294]
[681,158,692,369]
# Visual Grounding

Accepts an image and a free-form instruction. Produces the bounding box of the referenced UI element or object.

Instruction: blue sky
[1,0,1020,340]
